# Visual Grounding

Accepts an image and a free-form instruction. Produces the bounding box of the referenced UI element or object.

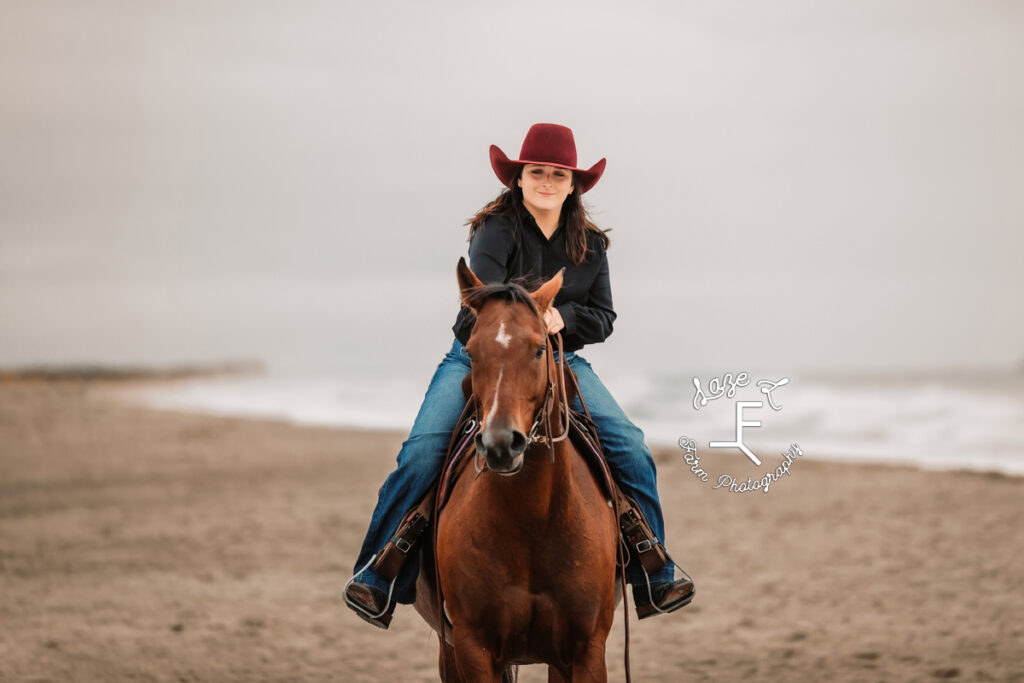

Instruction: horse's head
[456,257,563,475]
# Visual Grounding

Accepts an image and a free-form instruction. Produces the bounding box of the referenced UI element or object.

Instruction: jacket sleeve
[468,215,515,284]
[555,246,616,347]
[454,217,515,343]
[452,216,515,342]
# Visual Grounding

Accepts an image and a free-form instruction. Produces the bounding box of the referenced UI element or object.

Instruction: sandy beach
[1,378,1022,682]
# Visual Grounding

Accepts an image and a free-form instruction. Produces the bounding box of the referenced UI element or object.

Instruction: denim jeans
[353,337,675,604]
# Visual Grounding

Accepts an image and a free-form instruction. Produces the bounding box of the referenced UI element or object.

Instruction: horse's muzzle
[475,426,528,475]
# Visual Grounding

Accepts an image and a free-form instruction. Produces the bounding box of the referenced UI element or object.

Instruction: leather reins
[526,329,571,458]
[545,330,634,683]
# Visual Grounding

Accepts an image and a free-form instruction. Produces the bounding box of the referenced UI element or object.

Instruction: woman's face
[517,163,574,215]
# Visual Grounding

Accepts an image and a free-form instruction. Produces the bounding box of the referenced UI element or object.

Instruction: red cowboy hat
[490,123,607,193]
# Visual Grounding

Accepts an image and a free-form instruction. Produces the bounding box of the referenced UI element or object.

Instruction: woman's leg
[566,353,675,585]
[352,338,471,604]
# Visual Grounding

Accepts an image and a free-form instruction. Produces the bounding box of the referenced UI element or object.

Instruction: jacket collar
[519,206,566,241]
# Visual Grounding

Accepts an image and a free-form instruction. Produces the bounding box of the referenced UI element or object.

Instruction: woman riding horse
[345,123,695,628]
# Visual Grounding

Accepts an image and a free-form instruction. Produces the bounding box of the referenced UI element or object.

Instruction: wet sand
[1,378,1022,682]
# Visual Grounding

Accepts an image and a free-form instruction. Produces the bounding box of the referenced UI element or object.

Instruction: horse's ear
[530,268,564,312]
[457,257,484,310]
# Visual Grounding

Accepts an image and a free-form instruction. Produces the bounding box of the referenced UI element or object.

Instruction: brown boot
[633,577,695,619]
[344,581,396,630]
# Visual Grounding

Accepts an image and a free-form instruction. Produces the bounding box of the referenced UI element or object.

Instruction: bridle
[474,318,571,474]
[526,328,571,460]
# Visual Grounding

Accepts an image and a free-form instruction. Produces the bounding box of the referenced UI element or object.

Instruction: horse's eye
[534,345,546,360]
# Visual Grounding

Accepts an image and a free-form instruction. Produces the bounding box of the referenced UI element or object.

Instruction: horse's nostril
[509,430,527,455]
[475,433,485,452]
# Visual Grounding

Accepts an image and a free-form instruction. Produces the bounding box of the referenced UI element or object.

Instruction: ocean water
[7,274,1024,478]
[136,364,1024,476]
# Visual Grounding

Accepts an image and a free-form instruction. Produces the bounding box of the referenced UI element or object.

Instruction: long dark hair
[466,167,610,266]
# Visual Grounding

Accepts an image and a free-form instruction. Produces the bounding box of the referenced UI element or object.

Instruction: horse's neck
[518,439,577,515]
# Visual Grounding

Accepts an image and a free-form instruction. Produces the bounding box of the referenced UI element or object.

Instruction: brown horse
[414,258,620,682]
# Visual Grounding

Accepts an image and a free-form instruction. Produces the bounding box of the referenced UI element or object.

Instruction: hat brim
[490,145,606,194]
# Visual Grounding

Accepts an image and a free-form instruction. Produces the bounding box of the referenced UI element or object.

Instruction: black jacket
[452,210,616,352]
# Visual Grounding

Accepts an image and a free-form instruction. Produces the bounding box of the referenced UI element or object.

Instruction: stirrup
[344,553,398,627]
[633,565,695,619]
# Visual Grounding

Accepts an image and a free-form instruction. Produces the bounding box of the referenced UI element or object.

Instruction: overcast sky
[1,1,1022,373]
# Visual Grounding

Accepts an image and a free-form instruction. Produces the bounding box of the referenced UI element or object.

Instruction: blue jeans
[353,337,675,604]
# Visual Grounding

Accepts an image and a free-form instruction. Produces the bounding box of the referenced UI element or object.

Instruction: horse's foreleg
[559,638,609,683]
[547,665,569,683]
[437,639,464,683]
[450,627,505,682]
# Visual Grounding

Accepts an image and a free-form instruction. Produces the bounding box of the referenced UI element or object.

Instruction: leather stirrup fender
[617,494,670,576]
[371,399,478,583]
[372,487,437,581]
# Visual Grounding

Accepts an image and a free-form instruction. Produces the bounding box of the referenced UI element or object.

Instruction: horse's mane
[462,279,541,318]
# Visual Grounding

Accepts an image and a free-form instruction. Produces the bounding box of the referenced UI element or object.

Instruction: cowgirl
[346,123,695,628]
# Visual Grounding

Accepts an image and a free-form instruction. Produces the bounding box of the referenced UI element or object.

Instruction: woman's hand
[543,307,565,335]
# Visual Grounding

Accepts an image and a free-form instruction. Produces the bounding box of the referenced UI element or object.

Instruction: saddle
[370,369,671,586]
